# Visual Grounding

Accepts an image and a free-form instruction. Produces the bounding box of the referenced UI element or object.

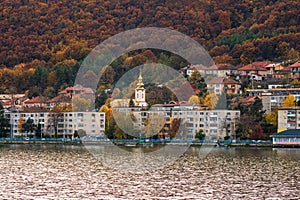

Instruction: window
[78,113,83,117]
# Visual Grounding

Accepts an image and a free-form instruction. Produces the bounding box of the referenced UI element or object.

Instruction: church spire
[136,71,144,90]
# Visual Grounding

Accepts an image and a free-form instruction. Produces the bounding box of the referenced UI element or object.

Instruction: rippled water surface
[0,144,299,199]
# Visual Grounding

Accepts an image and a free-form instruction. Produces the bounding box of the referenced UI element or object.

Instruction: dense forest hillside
[0,0,299,97]
[0,0,299,69]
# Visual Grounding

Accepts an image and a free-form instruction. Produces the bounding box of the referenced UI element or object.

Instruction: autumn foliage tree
[203,93,219,109]
[283,94,295,107]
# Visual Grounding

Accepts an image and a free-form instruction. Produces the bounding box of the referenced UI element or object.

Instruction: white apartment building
[114,104,240,140]
[278,107,300,132]
[171,109,239,140]
[5,111,105,138]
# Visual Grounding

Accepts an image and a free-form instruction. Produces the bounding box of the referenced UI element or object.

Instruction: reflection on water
[0,145,299,199]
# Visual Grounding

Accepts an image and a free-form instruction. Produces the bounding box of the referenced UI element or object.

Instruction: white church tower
[135,72,148,107]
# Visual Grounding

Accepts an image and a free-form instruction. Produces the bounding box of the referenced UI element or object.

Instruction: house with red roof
[44,84,94,111]
[23,96,48,109]
[238,61,269,80]
[47,95,72,110]
[207,77,241,95]
[239,95,262,106]
[223,78,241,95]
[289,60,300,78]
[59,84,94,99]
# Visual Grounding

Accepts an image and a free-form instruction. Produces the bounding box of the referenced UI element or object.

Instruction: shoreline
[0,140,299,148]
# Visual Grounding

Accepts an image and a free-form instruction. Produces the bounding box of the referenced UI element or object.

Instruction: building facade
[115,104,240,140]
[246,88,300,113]
[277,107,300,132]
[5,111,105,138]
[272,129,300,146]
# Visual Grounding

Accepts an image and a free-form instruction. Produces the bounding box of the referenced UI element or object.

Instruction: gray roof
[272,129,300,137]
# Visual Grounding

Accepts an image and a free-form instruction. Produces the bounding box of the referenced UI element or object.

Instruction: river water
[0,144,299,199]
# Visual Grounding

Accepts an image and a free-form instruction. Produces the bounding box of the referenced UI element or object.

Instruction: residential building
[207,77,241,95]
[246,88,300,113]
[277,107,300,132]
[23,96,48,109]
[115,103,240,140]
[58,84,94,98]
[289,60,300,78]
[238,61,269,80]
[184,64,238,78]
[207,77,224,95]
[223,79,241,95]
[185,64,218,77]
[5,111,105,138]
[46,95,72,110]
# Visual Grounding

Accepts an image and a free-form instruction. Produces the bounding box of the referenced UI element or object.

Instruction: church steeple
[136,71,144,90]
[134,71,148,107]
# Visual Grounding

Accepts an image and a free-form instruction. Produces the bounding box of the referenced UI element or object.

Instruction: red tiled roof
[2,101,11,106]
[207,77,224,84]
[47,95,71,103]
[282,67,291,71]
[290,61,300,68]
[58,85,94,95]
[238,61,269,71]
[239,96,262,104]
[223,79,240,85]
[25,96,48,104]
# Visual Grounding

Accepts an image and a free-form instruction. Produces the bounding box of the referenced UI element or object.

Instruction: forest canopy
[0,0,299,69]
[0,0,299,100]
